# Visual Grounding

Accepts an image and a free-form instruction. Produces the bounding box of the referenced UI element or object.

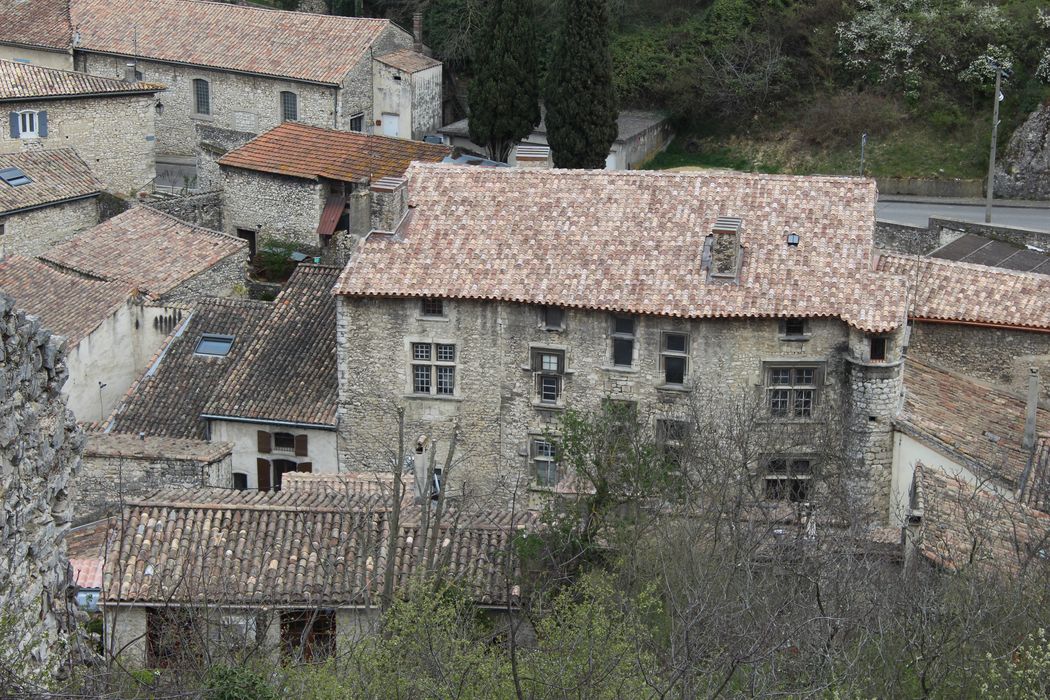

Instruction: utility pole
[985,63,1004,224]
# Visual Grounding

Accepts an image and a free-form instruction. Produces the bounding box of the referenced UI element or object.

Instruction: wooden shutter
[296,462,313,473]
[8,113,17,139]
[257,430,272,454]
[256,458,271,491]
[294,434,308,456]
[37,111,47,137]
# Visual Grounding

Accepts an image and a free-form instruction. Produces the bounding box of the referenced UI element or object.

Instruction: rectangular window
[657,418,690,466]
[280,91,298,121]
[532,349,565,405]
[766,366,820,418]
[0,167,31,187]
[611,315,635,367]
[421,298,444,316]
[411,342,456,396]
[349,112,365,132]
[531,439,559,487]
[193,78,210,115]
[542,306,565,330]
[281,610,336,662]
[661,332,689,386]
[17,111,37,138]
[764,458,812,502]
[232,473,248,490]
[194,334,234,357]
[870,337,887,362]
[273,432,295,452]
[783,318,806,337]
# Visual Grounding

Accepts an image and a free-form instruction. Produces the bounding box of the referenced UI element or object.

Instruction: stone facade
[875,218,1050,257]
[195,124,256,192]
[907,322,1050,403]
[147,191,224,231]
[372,61,442,140]
[73,434,232,523]
[0,196,99,257]
[0,293,82,675]
[336,297,904,518]
[1,93,158,194]
[157,252,246,305]
[222,167,324,249]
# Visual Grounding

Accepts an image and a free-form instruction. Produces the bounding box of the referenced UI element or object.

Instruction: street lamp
[985,59,1013,224]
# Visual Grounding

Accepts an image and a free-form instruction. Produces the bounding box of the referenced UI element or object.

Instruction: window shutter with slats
[9,113,17,138]
[256,458,271,491]
[294,434,308,456]
[37,111,47,137]
[257,430,272,453]
[296,462,313,473]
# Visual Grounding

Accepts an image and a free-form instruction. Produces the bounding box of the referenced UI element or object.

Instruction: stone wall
[875,177,984,198]
[0,293,82,676]
[874,222,940,255]
[222,167,324,249]
[159,248,247,304]
[410,66,443,139]
[875,217,1050,256]
[73,433,232,523]
[907,322,1050,404]
[146,192,224,231]
[340,25,412,132]
[195,124,257,192]
[337,298,900,517]
[0,197,99,257]
[78,55,339,158]
[1,93,158,194]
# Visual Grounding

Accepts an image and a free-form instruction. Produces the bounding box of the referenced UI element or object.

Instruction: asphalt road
[875,200,1050,232]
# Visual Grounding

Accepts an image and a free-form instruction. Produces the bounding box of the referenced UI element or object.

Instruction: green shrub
[205,665,277,700]
[254,237,298,282]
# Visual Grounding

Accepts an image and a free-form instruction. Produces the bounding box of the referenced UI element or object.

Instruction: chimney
[1018,367,1041,498]
[370,176,409,233]
[123,61,138,83]
[707,216,742,280]
[514,144,551,169]
[413,12,423,53]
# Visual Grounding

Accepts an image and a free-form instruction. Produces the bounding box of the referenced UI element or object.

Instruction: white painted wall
[0,45,73,70]
[64,303,181,423]
[372,61,412,140]
[209,420,338,490]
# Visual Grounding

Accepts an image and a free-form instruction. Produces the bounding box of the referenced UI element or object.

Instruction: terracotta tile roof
[0,148,101,215]
[899,360,1050,489]
[41,207,246,299]
[282,471,417,499]
[109,298,272,439]
[0,59,163,101]
[0,0,72,51]
[913,464,1050,574]
[70,557,104,590]
[70,0,392,84]
[102,487,538,606]
[335,165,907,333]
[218,122,450,183]
[375,48,441,73]
[0,256,128,344]
[203,264,338,427]
[877,253,1050,331]
[85,432,232,463]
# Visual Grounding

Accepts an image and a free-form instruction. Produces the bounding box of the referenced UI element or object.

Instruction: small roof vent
[713,216,742,233]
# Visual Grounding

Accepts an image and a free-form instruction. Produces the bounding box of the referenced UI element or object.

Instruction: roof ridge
[137,204,244,242]
[143,0,389,24]
[0,57,164,91]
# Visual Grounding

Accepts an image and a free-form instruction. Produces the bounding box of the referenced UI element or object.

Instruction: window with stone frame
[411,342,456,396]
[420,298,444,317]
[610,315,636,367]
[280,91,298,122]
[656,418,691,467]
[781,317,808,338]
[192,78,210,115]
[532,348,565,405]
[869,336,888,362]
[766,364,822,418]
[531,438,559,487]
[763,458,813,502]
[660,332,689,386]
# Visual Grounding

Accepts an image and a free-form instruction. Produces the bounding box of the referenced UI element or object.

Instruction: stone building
[99,481,535,667]
[372,49,443,140]
[0,148,100,256]
[0,0,442,178]
[41,206,248,304]
[439,108,672,169]
[0,59,163,194]
[0,292,82,675]
[108,265,341,490]
[217,121,448,257]
[334,165,909,519]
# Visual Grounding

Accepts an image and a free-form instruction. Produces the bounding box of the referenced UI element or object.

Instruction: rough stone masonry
[0,293,83,680]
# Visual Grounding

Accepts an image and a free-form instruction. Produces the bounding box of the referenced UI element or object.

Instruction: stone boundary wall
[147,192,224,231]
[876,177,984,199]
[196,124,257,192]
[74,433,233,524]
[876,217,1050,256]
[1,197,100,257]
[160,250,248,304]
[0,293,82,675]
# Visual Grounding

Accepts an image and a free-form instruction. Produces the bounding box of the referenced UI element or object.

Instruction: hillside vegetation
[364,0,1050,178]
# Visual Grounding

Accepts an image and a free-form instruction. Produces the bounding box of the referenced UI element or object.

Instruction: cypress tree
[545,0,618,169]
[467,0,542,163]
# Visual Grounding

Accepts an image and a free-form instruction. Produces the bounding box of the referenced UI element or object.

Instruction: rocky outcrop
[995,101,1050,200]
[0,293,83,682]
